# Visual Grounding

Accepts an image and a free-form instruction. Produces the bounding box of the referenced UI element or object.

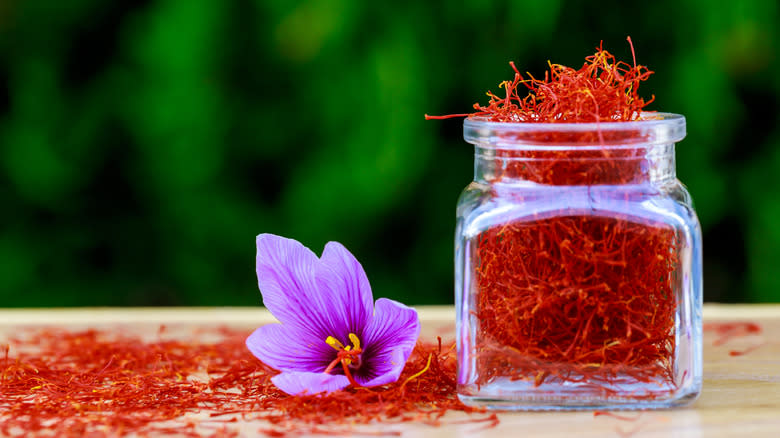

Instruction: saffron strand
[0,328,487,437]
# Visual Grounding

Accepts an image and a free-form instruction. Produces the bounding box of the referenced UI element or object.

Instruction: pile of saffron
[476,217,678,388]
[430,39,682,394]
[426,37,653,123]
[0,328,487,437]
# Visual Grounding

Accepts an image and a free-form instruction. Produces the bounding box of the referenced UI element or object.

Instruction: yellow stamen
[348,333,361,350]
[325,336,344,351]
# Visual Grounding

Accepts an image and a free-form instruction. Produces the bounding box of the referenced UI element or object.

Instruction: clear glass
[455,113,702,410]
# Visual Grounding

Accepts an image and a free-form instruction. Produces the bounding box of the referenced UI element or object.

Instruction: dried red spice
[475,216,678,389]
[430,39,684,397]
[0,328,489,437]
[703,321,762,346]
[426,37,653,123]
[703,321,764,356]
[727,344,765,357]
[593,411,642,422]
[593,411,648,438]
[427,37,658,187]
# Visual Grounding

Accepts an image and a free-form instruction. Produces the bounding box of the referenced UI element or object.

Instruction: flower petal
[271,371,351,396]
[357,298,421,386]
[358,347,408,387]
[246,323,334,373]
[255,234,343,338]
[319,241,373,336]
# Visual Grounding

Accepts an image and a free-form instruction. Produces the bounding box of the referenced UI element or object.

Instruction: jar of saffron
[454,113,702,410]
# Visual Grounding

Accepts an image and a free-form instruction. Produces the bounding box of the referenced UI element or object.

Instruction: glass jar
[454,113,702,410]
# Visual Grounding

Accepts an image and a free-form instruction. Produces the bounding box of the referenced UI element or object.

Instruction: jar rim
[464,112,686,150]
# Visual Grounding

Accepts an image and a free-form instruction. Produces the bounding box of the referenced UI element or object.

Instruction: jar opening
[464,112,685,149]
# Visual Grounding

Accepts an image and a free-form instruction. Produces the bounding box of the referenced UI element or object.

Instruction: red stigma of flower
[323,333,363,387]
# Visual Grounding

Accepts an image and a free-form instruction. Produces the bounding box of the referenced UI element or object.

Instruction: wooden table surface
[1,304,778,437]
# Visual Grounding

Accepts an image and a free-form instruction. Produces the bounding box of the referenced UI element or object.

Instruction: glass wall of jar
[455,114,702,410]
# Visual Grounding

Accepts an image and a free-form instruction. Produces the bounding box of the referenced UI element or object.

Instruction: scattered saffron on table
[429,38,683,396]
[703,321,764,356]
[703,321,762,346]
[615,424,646,438]
[727,343,766,357]
[0,328,488,437]
[594,411,650,438]
[593,411,642,422]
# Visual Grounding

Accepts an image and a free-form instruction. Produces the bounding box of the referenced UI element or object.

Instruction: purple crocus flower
[246,234,421,395]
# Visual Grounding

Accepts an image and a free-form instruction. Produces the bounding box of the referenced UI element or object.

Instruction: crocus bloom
[246,234,421,395]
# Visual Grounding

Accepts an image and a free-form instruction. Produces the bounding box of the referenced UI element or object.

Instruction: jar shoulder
[456,181,492,218]
[664,179,694,208]
[457,179,701,239]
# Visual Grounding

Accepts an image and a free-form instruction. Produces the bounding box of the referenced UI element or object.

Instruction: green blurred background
[0,0,778,307]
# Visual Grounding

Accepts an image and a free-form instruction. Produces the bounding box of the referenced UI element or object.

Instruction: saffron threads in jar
[475,216,678,389]
[432,37,702,406]
[0,328,488,437]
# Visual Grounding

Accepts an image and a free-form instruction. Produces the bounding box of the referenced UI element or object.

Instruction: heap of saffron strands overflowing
[428,38,681,395]
[0,328,490,437]
[426,37,654,123]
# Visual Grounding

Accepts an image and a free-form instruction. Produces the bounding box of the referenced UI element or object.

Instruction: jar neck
[474,143,676,185]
